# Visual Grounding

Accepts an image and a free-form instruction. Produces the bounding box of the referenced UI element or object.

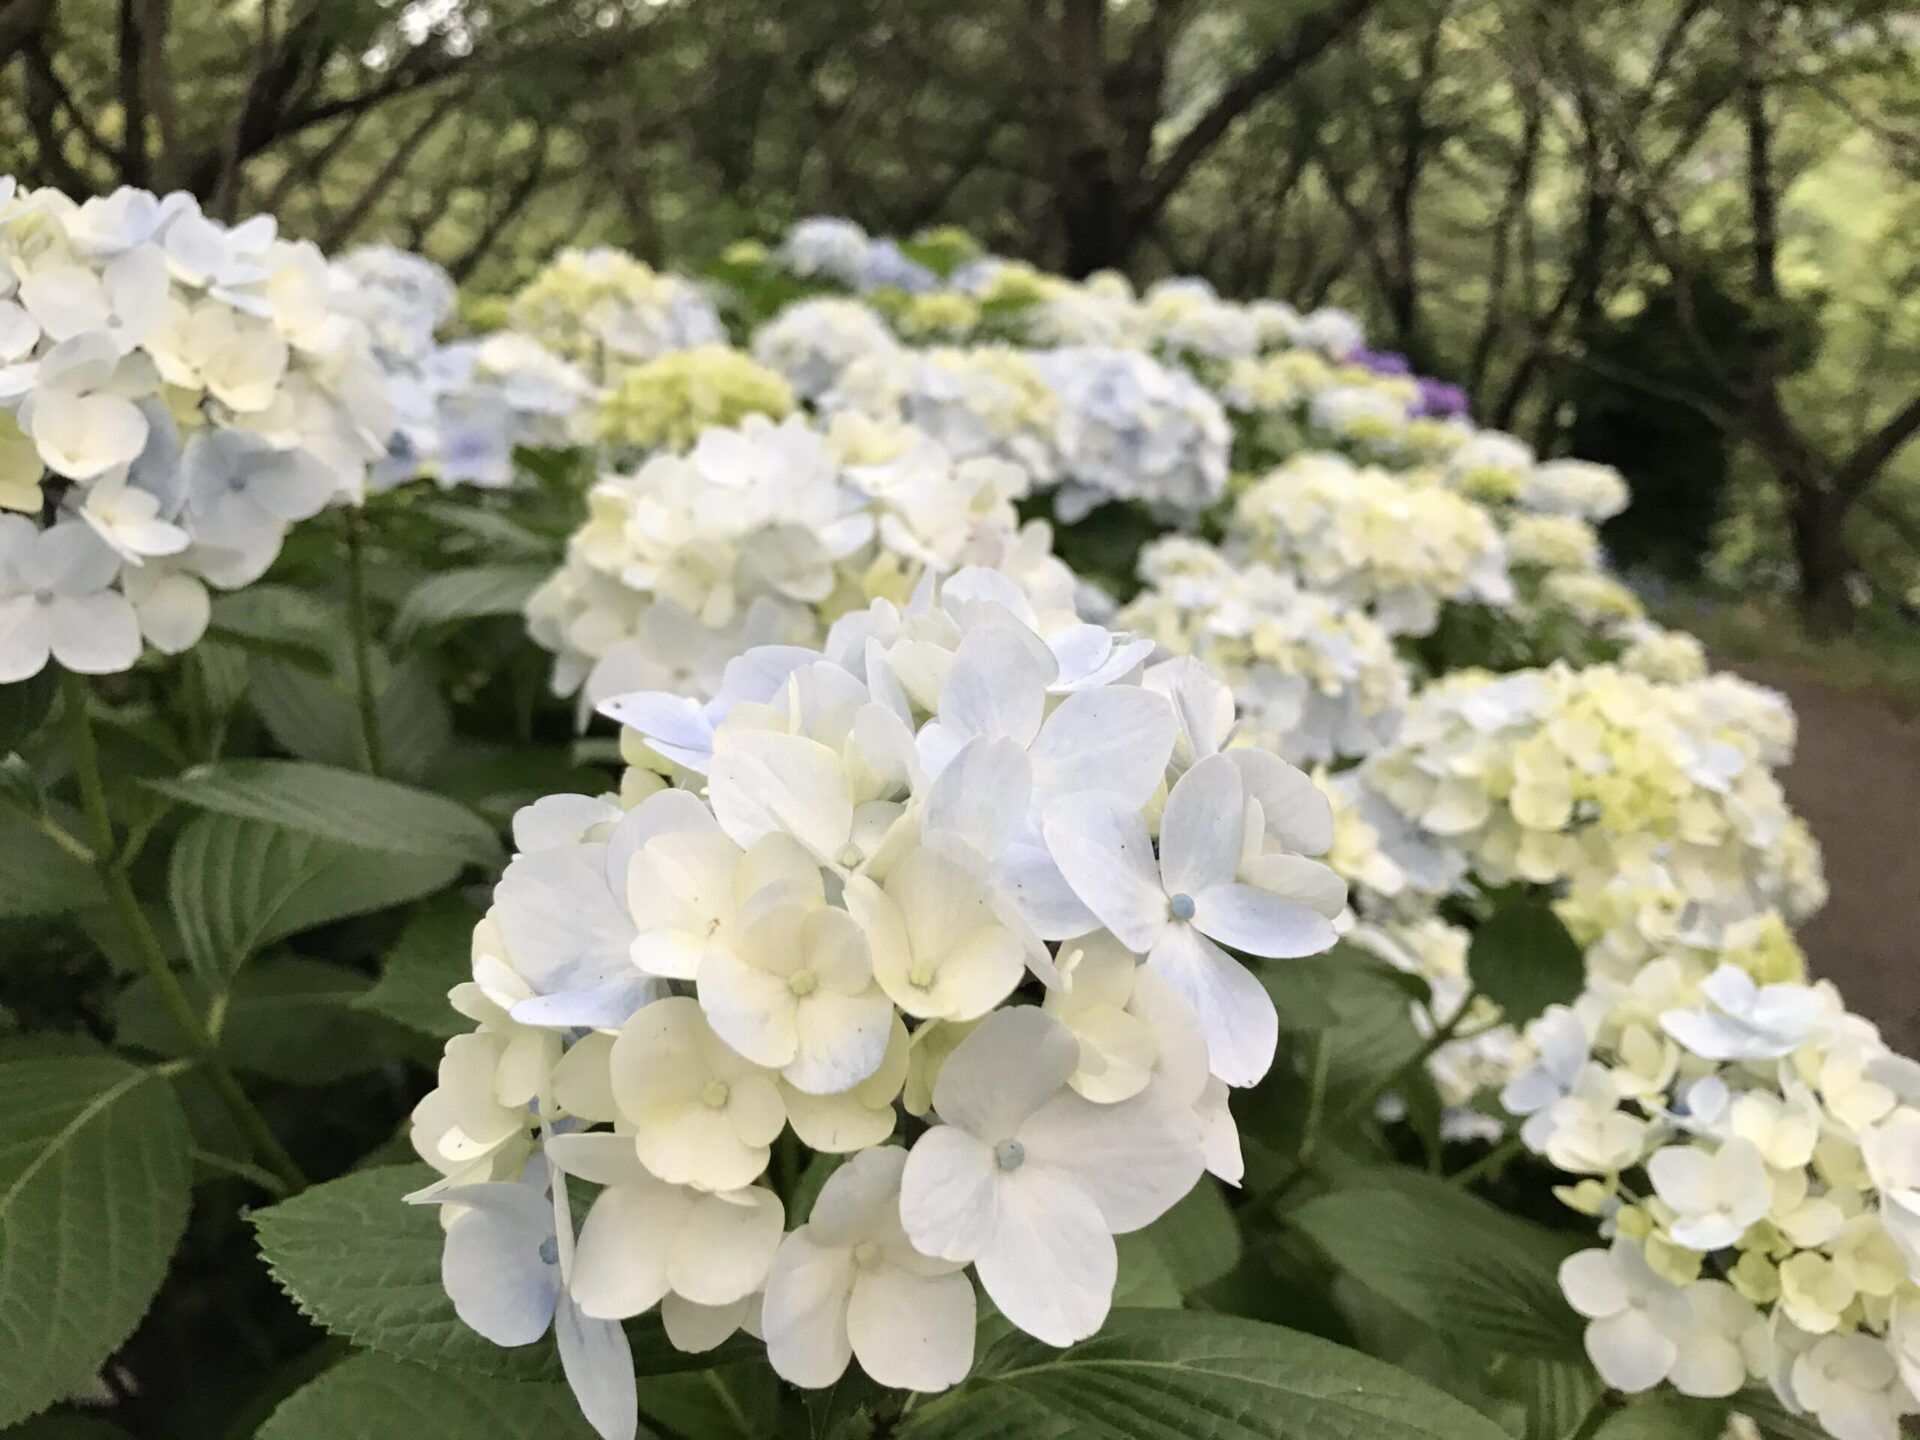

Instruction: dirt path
[1730,661,1920,1055]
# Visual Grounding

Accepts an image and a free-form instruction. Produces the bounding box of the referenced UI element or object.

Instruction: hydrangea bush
[6,201,1914,1440]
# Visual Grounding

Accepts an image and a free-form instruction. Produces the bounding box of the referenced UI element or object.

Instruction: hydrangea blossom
[524,413,1075,707]
[1513,950,1920,1438]
[379,331,595,490]
[825,345,1059,486]
[1354,664,1822,916]
[0,181,391,677]
[751,297,901,401]
[510,247,724,382]
[413,568,1346,1430]
[595,345,794,457]
[1037,346,1230,521]
[1229,454,1513,636]
[1120,537,1410,764]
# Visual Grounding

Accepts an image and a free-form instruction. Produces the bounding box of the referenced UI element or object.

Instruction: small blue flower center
[537,1236,559,1266]
[994,1139,1026,1171]
[1169,892,1196,921]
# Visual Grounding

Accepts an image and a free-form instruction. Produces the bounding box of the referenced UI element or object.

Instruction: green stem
[62,672,308,1194]
[344,508,385,777]
[1566,1392,1620,1440]
[1254,988,1482,1214]
[1298,1030,1334,1162]
[1449,1133,1525,1190]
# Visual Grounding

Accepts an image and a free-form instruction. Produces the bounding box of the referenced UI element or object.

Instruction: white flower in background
[826,346,1059,487]
[0,182,389,678]
[1037,346,1230,521]
[1139,277,1258,361]
[1293,307,1364,357]
[752,297,901,401]
[1229,454,1512,636]
[762,1146,974,1391]
[1122,537,1411,765]
[779,217,874,287]
[335,243,455,363]
[1525,459,1631,521]
[525,411,1074,706]
[509,246,723,383]
[899,1007,1203,1345]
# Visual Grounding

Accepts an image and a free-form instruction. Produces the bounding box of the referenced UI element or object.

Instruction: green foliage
[116,959,396,1085]
[393,564,551,644]
[168,812,460,984]
[1466,897,1585,1028]
[1289,1171,1585,1361]
[0,1056,190,1428]
[354,894,486,1041]
[253,1164,562,1381]
[147,760,503,869]
[258,1355,597,1440]
[902,1310,1515,1440]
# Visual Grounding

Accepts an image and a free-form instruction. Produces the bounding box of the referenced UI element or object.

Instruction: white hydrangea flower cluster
[524,413,1075,706]
[0,180,392,679]
[751,297,902,401]
[824,345,1060,487]
[1228,454,1514,636]
[1120,536,1410,765]
[778,216,939,294]
[510,247,724,384]
[412,567,1347,1435]
[1037,346,1230,521]
[1505,955,1920,1440]
[1354,664,1824,919]
[336,245,598,492]
[336,243,456,366]
[1136,277,1260,362]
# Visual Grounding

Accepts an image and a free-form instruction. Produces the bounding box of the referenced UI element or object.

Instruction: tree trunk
[1789,484,1855,634]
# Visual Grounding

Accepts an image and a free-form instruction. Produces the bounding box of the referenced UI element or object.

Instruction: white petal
[975,1168,1116,1347]
[570,1182,681,1319]
[788,987,894,1096]
[1147,925,1278,1088]
[1028,686,1177,809]
[1158,754,1245,896]
[1042,791,1167,951]
[1018,1088,1204,1233]
[555,1298,638,1440]
[670,1188,784,1305]
[931,1005,1079,1139]
[660,1292,754,1354]
[0,596,51,682]
[48,590,141,675]
[1227,749,1334,855]
[698,946,801,1070]
[1192,882,1337,959]
[847,1265,975,1393]
[899,1125,1001,1263]
[710,728,852,860]
[1558,1249,1629,1320]
[923,736,1032,860]
[1586,1310,1678,1393]
[441,1186,558,1345]
[763,1231,857,1388]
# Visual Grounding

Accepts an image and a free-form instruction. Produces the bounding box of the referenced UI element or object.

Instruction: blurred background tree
[3,0,1917,627]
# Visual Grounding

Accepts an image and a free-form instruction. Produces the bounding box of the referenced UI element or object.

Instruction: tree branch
[1135,0,1382,220]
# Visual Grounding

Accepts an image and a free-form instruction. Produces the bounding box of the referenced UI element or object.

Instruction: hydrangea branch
[60,670,308,1194]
